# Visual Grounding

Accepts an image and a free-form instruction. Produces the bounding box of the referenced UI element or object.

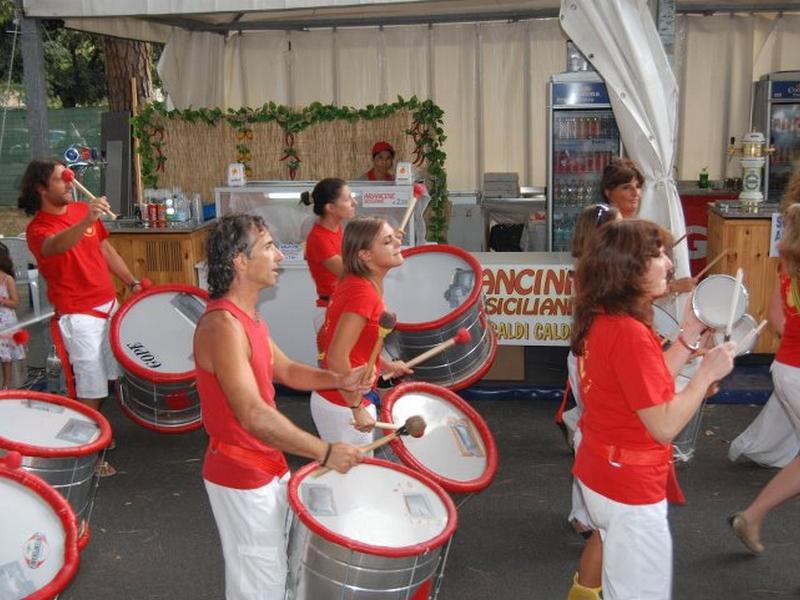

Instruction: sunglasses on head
[594,204,610,226]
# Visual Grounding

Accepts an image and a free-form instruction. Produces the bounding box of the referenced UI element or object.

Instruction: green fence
[0,107,105,207]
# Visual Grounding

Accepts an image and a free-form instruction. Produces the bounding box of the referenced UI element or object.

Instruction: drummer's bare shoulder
[194,309,250,372]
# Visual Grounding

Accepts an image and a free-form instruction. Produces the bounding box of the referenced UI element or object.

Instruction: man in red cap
[360,141,395,181]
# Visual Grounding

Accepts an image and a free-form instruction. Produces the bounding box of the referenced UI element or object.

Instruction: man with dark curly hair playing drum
[193,213,366,600]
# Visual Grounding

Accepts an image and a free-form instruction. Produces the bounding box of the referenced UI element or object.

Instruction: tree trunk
[102,36,153,111]
[101,36,154,208]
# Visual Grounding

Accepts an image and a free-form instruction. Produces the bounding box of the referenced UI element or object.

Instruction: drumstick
[693,249,730,279]
[313,415,427,477]
[671,233,688,248]
[361,312,396,385]
[382,327,471,380]
[396,183,426,237]
[350,419,401,430]
[734,319,767,354]
[724,268,744,342]
[62,168,117,220]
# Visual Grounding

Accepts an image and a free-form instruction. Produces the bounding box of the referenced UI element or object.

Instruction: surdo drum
[0,453,80,600]
[378,382,498,496]
[286,459,457,599]
[0,391,111,548]
[111,284,208,433]
[382,245,497,390]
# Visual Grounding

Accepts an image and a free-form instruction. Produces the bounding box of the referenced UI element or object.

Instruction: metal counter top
[105,218,216,234]
[708,201,780,219]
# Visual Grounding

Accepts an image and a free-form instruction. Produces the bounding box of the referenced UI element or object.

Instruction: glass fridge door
[551,108,620,252]
[768,103,800,202]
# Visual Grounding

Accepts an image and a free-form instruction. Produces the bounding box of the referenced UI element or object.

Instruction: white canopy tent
[17,0,800,190]
[560,0,688,277]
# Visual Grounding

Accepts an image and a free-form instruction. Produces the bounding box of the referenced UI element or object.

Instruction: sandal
[728,512,764,555]
[95,460,118,478]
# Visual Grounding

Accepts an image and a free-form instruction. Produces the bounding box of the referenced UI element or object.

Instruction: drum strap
[209,437,289,477]
[581,433,685,505]
[554,377,571,425]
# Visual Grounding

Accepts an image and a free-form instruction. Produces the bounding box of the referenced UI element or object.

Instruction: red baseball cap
[371,141,395,157]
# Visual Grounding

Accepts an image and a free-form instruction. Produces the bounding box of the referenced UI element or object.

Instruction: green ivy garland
[131,97,448,242]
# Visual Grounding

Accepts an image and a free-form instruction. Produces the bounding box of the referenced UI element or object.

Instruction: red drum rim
[380,382,499,494]
[0,391,111,457]
[111,284,209,383]
[116,389,203,434]
[289,457,458,558]
[394,245,483,332]
[0,458,80,600]
[446,325,498,392]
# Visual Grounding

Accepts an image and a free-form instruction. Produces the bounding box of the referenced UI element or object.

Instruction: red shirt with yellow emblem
[26,203,117,313]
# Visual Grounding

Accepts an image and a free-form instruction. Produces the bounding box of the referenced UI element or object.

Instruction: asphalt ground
[55,389,800,600]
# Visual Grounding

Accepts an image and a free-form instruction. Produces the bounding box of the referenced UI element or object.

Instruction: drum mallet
[349,415,424,431]
[724,268,744,342]
[313,415,427,478]
[734,319,767,354]
[361,311,396,385]
[382,327,471,381]
[671,233,688,248]
[396,183,426,238]
[693,249,730,280]
[62,168,117,220]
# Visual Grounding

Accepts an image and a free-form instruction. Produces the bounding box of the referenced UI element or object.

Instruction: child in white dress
[0,243,26,388]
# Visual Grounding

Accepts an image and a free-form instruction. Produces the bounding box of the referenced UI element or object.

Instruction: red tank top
[196,298,289,489]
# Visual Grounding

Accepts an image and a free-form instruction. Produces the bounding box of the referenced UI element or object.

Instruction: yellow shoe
[567,572,602,600]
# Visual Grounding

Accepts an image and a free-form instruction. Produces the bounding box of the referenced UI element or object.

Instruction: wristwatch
[677,330,701,352]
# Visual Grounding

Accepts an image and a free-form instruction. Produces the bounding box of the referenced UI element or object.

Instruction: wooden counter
[107,221,212,297]
[706,208,780,354]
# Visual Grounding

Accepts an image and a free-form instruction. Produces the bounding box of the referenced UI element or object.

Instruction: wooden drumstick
[724,268,744,342]
[62,168,117,220]
[671,233,688,248]
[382,327,471,380]
[313,415,427,477]
[350,419,402,430]
[735,319,767,354]
[693,249,730,279]
[361,311,396,385]
[396,183,426,237]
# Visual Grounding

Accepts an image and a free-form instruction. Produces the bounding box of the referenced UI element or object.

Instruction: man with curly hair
[194,213,364,600]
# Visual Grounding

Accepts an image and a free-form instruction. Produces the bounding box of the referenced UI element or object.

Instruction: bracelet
[350,403,362,410]
[677,331,701,352]
[129,279,141,290]
[321,442,332,467]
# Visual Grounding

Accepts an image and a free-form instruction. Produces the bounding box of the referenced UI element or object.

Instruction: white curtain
[559,0,688,277]
[154,13,800,192]
[675,13,800,182]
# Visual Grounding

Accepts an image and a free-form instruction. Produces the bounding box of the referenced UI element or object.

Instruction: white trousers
[577,481,672,600]
[57,299,120,399]
[309,391,376,454]
[204,474,291,600]
[729,361,800,468]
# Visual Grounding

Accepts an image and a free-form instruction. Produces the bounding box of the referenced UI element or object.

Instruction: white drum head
[114,289,206,375]
[383,247,478,324]
[653,305,679,341]
[390,391,488,484]
[0,398,101,451]
[675,374,691,393]
[692,275,748,329]
[297,463,450,548]
[714,313,758,356]
[0,476,70,597]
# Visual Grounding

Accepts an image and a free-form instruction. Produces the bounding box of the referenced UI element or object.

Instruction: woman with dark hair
[312,216,411,448]
[600,158,645,219]
[728,203,800,554]
[0,242,25,388]
[301,178,357,330]
[569,219,735,599]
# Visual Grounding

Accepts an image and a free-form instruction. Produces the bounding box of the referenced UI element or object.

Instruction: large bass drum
[382,245,496,390]
[111,284,208,433]
[0,452,80,599]
[286,459,457,599]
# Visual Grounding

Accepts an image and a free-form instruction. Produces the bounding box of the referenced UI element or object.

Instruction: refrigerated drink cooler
[752,71,800,203]
[547,71,623,252]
